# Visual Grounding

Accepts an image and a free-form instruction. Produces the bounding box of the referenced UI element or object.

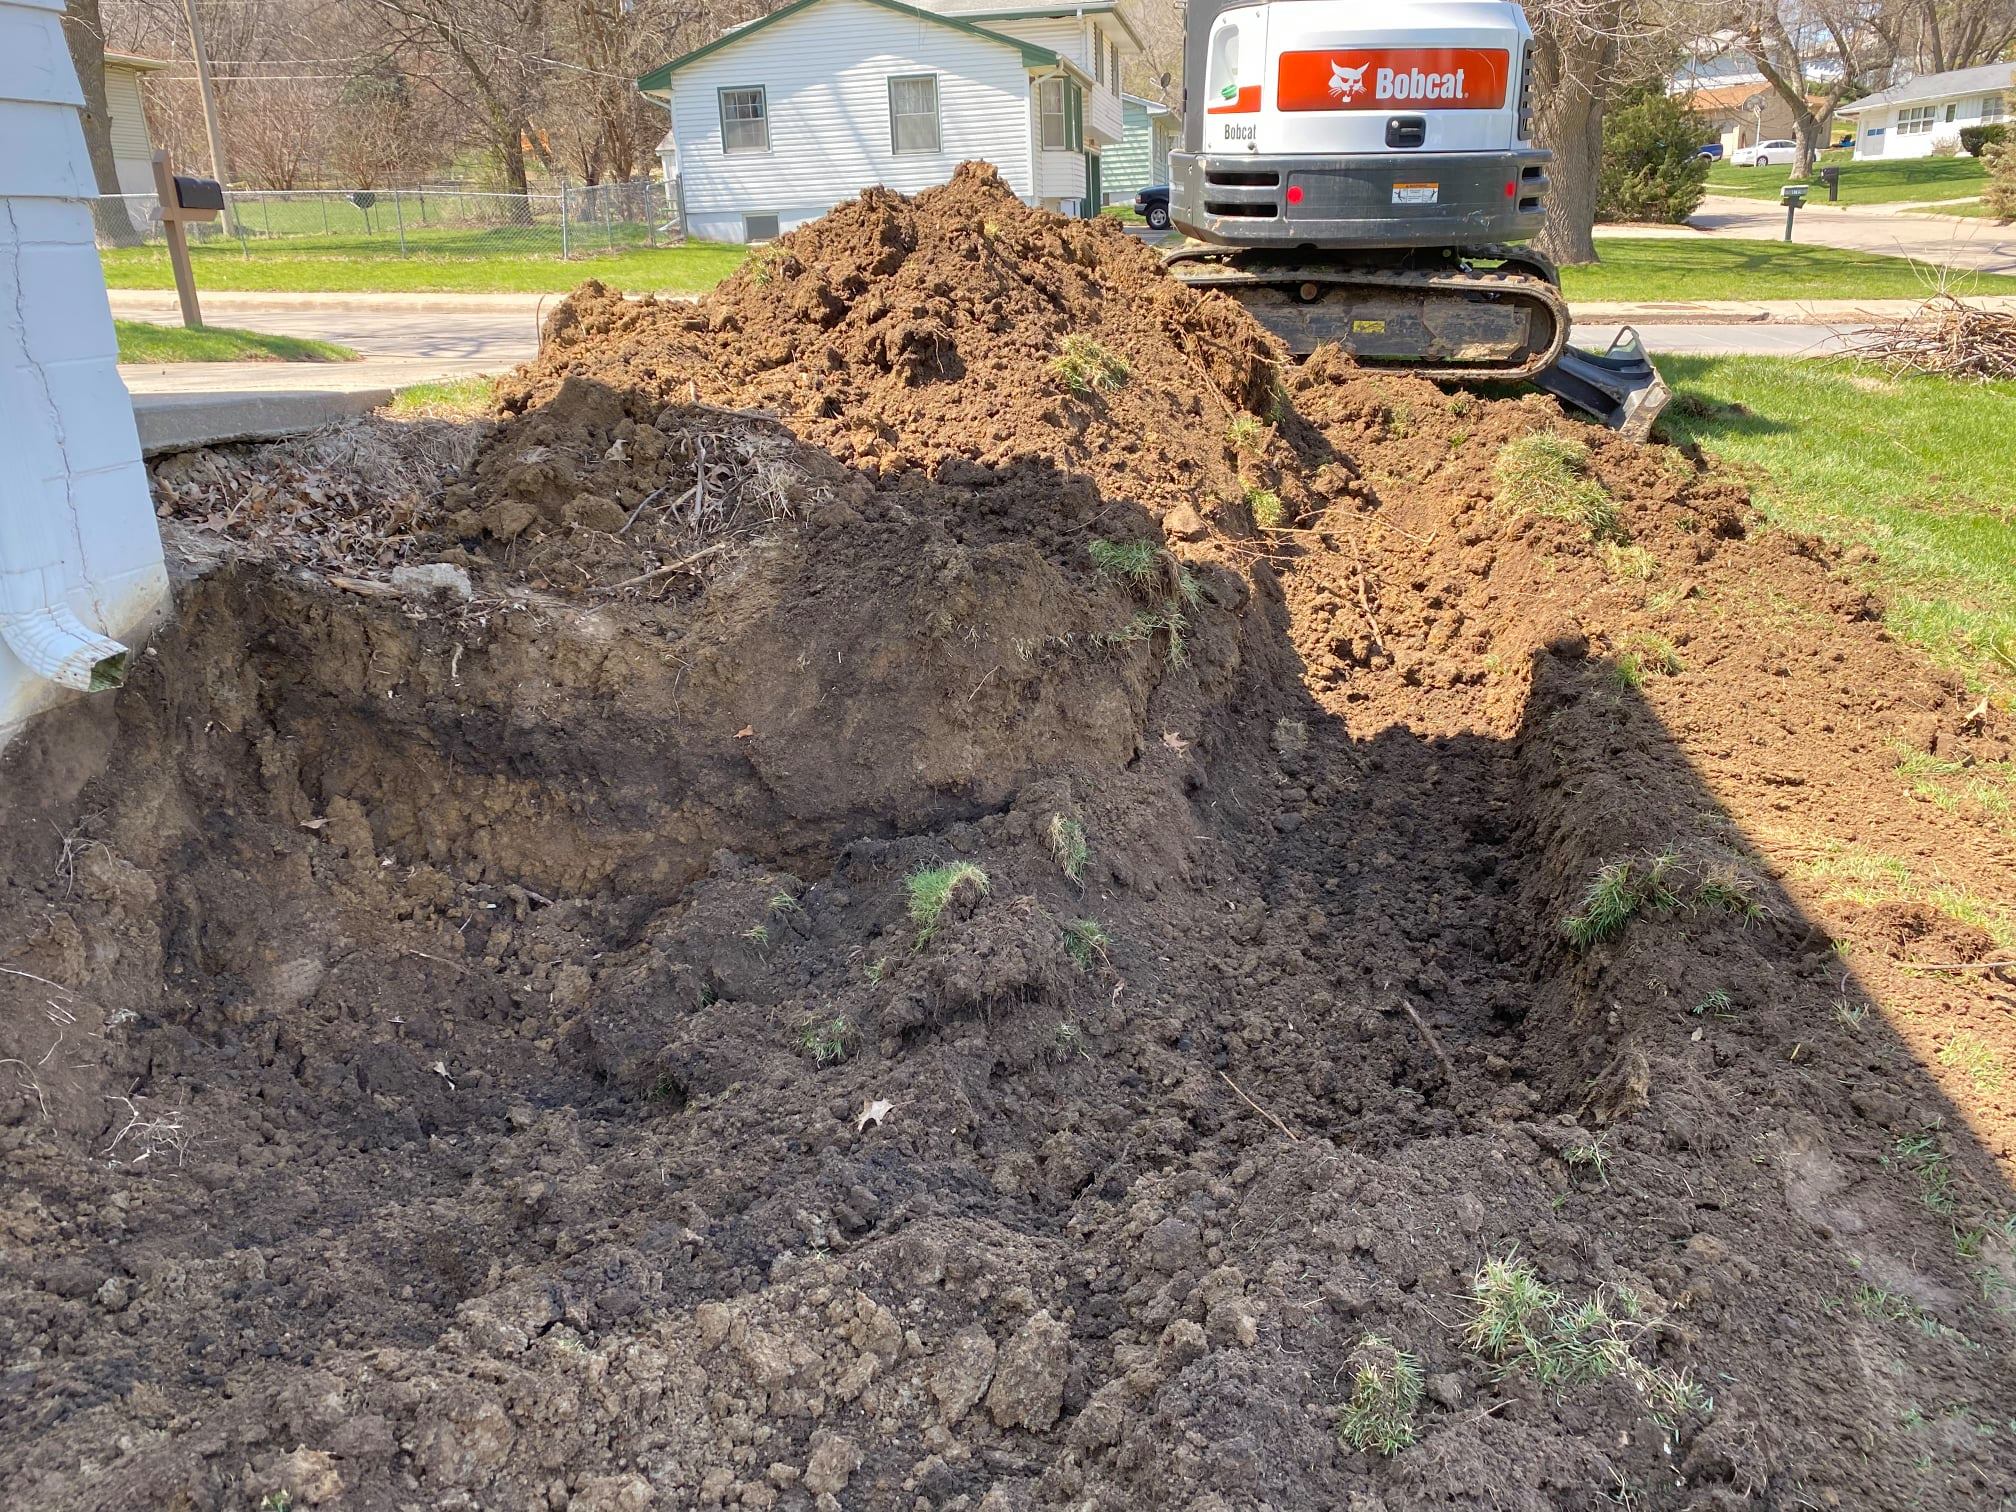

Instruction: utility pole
[180,0,234,233]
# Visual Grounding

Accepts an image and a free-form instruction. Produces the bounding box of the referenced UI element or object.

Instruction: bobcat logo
[1329,61,1369,100]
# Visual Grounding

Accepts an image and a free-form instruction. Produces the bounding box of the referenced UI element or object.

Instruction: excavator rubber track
[1165,243,1671,439]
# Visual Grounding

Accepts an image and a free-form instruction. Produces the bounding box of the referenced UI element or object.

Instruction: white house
[636,0,1140,243]
[1835,63,2012,159]
[0,0,168,749]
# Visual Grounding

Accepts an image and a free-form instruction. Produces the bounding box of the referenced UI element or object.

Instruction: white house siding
[667,0,1037,243]
[1036,144,1087,201]
[1851,92,2005,159]
[986,16,1123,143]
[0,0,166,748]
[104,62,155,193]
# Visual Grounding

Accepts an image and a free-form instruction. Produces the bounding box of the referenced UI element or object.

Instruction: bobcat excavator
[1167,0,1669,438]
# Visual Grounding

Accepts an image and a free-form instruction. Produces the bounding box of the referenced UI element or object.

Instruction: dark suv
[1133,186,1171,230]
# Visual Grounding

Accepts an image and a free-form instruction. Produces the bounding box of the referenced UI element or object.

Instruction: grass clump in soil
[795,1014,854,1066]
[1796,839,2016,949]
[115,320,356,364]
[1088,538,1160,592]
[1226,413,1267,453]
[1464,1255,1710,1428]
[1047,814,1088,883]
[1562,852,1680,948]
[1613,633,1683,688]
[1937,1031,2007,1094]
[1494,433,1621,541]
[1109,605,1190,667]
[1051,334,1129,393]
[1062,917,1110,970]
[907,861,989,946]
[1246,484,1286,530]
[1336,1335,1424,1455]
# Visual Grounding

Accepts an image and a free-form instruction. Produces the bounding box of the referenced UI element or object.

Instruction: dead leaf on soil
[857,1098,893,1131]
[736,725,755,739]
[1162,730,1190,753]
[1961,696,1989,732]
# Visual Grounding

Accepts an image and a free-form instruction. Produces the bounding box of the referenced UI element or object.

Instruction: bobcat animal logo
[1329,60,1369,100]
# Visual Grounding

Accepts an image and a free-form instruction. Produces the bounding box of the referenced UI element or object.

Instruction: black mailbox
[173,174,224,220]
[1818,165,1841,202]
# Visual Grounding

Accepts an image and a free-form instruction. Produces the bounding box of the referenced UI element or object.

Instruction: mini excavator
[1167,0,1670,438]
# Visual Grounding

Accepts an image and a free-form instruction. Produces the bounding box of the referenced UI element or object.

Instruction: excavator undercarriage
[1165,243,1670,439]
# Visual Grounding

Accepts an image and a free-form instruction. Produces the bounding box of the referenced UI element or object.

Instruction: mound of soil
[5,166,2014,1511]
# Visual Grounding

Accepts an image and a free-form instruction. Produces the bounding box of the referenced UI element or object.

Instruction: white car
[1731,139,1797,167]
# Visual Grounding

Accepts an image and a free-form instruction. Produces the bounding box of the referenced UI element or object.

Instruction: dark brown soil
[4,164,2013,1512]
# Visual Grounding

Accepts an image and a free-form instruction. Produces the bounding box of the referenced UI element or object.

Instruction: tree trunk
[1530,28,1611,265]
[60,0,123,196]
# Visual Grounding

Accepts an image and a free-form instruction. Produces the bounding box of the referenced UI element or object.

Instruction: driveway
[1600,194,2016,275]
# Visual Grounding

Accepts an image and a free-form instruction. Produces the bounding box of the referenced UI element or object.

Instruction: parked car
[1730,139,1797,167]
[1696,142,1724,160]
[1134,185,1171,230]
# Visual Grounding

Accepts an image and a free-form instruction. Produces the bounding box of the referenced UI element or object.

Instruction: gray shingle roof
[1839,62,2014,112]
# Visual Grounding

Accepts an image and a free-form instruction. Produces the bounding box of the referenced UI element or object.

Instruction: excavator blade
[1526,326,1671,441]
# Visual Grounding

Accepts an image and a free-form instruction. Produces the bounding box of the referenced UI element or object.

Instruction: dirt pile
[5,168,2015,1511]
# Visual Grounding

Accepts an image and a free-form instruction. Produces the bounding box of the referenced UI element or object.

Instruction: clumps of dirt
[495,161,1285,505]
[8,167,2016,1512]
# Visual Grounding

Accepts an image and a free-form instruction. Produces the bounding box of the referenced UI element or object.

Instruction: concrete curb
[133,388,395,457]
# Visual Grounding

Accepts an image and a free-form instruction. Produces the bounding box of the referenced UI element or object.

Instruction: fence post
[394,189,408,256]
[321,196,329,235]
[559,179,570,259]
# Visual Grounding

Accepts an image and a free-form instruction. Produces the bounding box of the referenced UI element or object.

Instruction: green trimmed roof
[638,0,1061,94]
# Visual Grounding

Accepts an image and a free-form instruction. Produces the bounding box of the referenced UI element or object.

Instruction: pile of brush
[1859,292,2016,381]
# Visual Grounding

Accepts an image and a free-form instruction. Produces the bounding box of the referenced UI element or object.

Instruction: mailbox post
[148,150,224,329]
[1780,181,1809,243]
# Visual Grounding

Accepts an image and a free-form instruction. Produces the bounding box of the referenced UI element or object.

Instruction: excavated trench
[4,166,2015,1510]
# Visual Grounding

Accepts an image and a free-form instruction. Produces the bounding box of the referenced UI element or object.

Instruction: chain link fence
[92,178,680,258]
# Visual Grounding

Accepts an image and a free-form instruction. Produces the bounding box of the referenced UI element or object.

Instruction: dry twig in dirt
[1219,1070,1301,1143]
[102,1090,190,1167]
[1855,294,2016,382]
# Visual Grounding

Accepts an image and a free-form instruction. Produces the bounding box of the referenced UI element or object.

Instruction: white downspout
[0,480,131,693]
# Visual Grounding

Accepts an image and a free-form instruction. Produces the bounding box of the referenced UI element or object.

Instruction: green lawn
[101,239,748,295]
[114,320,357,363]
[1706,152,1984,205]
[1561,239,2016,301]
[1655,356,2016,695]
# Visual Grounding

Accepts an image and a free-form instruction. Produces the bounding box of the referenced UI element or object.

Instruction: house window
[1039,77,1068,149]
[1093,26,1105,84]
[1896,105,1935,135]
[1111,39,1120,91]
[1945,103,1957,122]
[889,74,940,154]
[743,212,780,242]
[719,86,768,154]
[1985,94,2008,123]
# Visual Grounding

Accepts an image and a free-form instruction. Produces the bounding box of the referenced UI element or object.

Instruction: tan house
[1686,82,1806,154]
[102,52,169,195]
